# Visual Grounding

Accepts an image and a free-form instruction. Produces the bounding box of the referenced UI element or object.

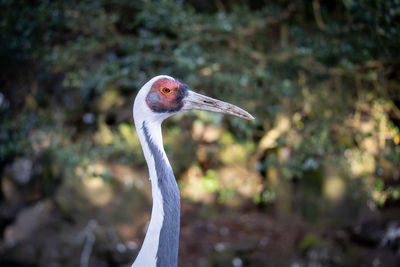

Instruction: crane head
[134,75,254,124]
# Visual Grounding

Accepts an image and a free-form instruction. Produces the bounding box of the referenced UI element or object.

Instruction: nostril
[203,100,213,104]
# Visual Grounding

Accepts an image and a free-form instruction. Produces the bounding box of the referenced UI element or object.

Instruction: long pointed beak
[182,90,255,120]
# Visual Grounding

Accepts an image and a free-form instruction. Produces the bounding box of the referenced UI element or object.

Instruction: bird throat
[142,121,180,266]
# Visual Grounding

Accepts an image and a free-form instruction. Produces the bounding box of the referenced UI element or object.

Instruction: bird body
[132,75,253,266]
[132,76,180,266]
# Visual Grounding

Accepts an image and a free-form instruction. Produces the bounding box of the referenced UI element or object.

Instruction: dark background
[1,0,400,266]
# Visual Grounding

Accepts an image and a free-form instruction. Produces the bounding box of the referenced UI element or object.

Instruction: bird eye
[161,87,171,94]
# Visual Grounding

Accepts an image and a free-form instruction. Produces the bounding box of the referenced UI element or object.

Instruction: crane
[132,75,254,267]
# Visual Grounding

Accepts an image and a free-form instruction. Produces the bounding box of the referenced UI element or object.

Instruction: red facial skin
[146,78,189,113]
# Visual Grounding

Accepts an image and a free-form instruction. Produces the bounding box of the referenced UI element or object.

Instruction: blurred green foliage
[1,0,399,219]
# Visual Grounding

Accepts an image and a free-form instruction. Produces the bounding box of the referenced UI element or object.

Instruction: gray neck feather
[142,121,180,267]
